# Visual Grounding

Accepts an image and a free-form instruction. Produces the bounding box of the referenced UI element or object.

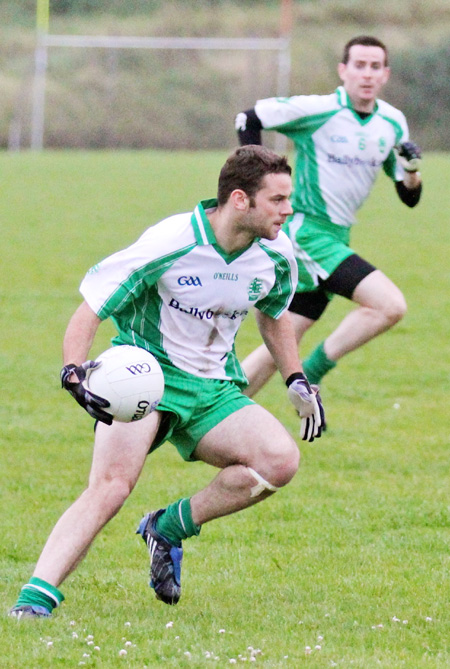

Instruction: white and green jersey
[80,199,297,385]
[255,86,409,227]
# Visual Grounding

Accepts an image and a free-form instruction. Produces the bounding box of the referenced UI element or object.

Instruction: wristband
[285,372,307,388]
[61,363,77,387]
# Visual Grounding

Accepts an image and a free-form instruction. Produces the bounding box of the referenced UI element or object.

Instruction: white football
[86,345,165,423]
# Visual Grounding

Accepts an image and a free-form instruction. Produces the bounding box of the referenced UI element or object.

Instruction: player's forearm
[403,170,422,190]
[255,310,302,382]
[395,141,422,206]
[395,179,422,207]
[63,301,102,366]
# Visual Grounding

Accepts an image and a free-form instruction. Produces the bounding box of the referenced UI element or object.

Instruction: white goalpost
[30,0,293,150]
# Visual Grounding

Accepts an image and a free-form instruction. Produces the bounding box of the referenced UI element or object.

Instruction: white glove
[286,373,325,442]
[396,141,422,173]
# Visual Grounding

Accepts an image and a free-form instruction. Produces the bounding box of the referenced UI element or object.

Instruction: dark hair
[217,145,291,206]
[342,36,389,66]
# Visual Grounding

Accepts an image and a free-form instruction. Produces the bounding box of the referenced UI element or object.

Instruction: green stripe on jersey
[191,199,218,245]
[97,244,195,320]
[293,135,331,223]
[255,242,295,318]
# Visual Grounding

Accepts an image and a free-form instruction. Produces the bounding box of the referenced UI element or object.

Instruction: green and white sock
[156,498,201,547]
[15,577,64,613]
[302,341,336,385]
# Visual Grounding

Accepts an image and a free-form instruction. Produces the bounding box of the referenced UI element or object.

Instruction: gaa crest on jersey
[177,276,202,286]
[247,278,263,301]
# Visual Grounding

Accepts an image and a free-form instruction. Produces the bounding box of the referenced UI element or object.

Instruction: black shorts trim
[323,254,376,298]
[289,289,330,321]
[288,254,377,321]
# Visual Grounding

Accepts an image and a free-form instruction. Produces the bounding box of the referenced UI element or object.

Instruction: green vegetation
[1,149,450,666]
[1,0,450,149]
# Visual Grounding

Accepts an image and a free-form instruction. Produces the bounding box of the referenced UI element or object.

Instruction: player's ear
[381,66,391,85]
[230,189,250,211]
[337,62,346,82]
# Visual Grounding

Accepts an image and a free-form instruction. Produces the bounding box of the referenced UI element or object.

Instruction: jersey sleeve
[254,93,339,132]
[254,234,298,319]
[80,215,194,319]
[380,104,410,182]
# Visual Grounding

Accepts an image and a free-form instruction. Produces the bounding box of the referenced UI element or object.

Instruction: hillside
[2,0,450,149]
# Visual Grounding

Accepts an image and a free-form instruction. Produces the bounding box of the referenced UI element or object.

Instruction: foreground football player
[236,35,422,394]
[9,145,324,618]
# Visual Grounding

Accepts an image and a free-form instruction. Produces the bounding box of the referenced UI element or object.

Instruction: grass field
[1,150,450,668]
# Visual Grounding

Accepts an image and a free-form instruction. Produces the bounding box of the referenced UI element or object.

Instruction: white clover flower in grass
[47,642,53,647]
[87,641,94,646]
[166,621,174,628]
[125,641,132,647]
[317,635,324,641]
[119,649,127,657]
[315,645,322,651]
[402,620,408,625]
[229,660,237,665]
[426,617,433,622]
[70,620,76,626]
[124,621,131,627]
[305,646,312,655]
[72,632,79,639]
[219,628,226,634]
[86,635,94,641]
[184,651,192,658]
[94,646,100,651]
[392,616,400,622]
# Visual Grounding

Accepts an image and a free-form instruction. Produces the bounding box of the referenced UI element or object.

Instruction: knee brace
[247,467,280,498]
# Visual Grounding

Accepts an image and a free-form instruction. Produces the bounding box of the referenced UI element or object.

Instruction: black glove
[286,373,325,442]
[397,141,422,173]
[61,361,113,425]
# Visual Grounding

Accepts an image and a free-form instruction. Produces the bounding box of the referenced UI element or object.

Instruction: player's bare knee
[275,442,300,486]
[382,293,407,326]
[88,476,133,512]
[255,438,299,489]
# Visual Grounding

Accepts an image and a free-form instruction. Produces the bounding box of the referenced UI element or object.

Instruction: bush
[386,40,450,150]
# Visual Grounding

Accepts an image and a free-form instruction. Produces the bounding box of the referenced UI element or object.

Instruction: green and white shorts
[151,362,254,462]
[283,213,354,293]
[283,213,376,320]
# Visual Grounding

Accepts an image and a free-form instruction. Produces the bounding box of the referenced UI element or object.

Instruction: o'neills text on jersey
[213,272,239,281]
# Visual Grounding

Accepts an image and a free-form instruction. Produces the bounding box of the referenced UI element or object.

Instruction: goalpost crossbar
[30,0,293,150]
[43,34,289,51]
